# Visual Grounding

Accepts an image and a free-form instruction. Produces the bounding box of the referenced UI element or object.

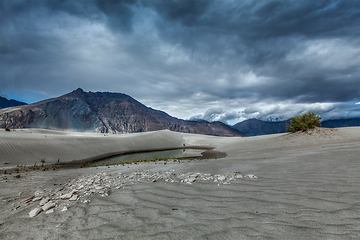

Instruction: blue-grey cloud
[0,0,359,124]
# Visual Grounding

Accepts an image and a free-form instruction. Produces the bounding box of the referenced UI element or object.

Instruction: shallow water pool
[98,148,205,164]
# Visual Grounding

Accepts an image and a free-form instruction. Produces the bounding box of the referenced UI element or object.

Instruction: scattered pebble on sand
[18,170,257,218]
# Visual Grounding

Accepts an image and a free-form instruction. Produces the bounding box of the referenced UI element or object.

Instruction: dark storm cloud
[144,0,360,103]
[95,0,138,33]
[0,0,359,123]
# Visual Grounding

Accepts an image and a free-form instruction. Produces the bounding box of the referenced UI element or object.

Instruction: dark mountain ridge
[232,118,360,136]
[321,118,360,128]
[232,118,290,136]
[0,88,245,137]
[0,96,27,109]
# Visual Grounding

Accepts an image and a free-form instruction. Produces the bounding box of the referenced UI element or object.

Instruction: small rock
[32,196,43,202]
[61,206,67,212]
[60,190,78,200]
[34,190,44,196]
[191,173,201,178]
[45,209,54,214]
[39,197,50,206]
[188,176,197,183]
[20,196,34,203]
[55,186,64,192]
[42,201,56,211]
[235,174,243,179]
[29,207,42,217]
[69,195,78,201]
[245,174,257,179]
[217,176,226,181]
[59,193,72,200]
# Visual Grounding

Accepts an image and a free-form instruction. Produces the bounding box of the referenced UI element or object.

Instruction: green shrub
[5,128,10,132]
[286,112,321,132]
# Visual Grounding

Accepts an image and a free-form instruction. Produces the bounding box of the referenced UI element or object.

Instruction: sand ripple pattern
[1,167,359,240]
[1,128,359,239]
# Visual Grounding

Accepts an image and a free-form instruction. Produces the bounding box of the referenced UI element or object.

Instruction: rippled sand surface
[0,128,359,239]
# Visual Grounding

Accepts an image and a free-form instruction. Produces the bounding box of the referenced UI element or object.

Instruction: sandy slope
[0,127,359,239]
[0,129,185,168]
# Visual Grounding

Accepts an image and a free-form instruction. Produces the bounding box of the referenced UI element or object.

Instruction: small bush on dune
[286,112,321,132]
[5,128,10,132]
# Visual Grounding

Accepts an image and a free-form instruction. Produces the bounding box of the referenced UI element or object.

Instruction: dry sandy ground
[0,127,359,239]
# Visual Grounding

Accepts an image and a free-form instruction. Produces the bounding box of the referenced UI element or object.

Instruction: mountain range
[1,89,358,136]
[321,118,360,128]
[232,119,290,136]
[233,118,360,136]
[0,96,27,109]
[0,88,244,137]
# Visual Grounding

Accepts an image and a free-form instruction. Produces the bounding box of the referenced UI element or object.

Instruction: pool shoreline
[69,145,227,166]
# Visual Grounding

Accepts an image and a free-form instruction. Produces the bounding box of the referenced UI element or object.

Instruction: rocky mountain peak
[65,88,86,98]
[74,87,84,93]
[0,90,245,137]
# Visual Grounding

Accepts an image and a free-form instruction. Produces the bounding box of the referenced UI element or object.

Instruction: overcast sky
[1,0,359,124]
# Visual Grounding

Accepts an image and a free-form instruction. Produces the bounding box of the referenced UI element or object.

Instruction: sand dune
[0,127,359,239]
[0,129,185,168]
